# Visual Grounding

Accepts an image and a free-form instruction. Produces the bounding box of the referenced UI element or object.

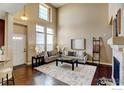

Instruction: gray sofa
[43,50,59,63]
[63,50,88,63]
[39,50,87,64]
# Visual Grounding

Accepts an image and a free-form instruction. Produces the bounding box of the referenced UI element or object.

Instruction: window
[36,25,54,51]
[47,28,54,51]
[39,4,51,21]
[36,25,45,51]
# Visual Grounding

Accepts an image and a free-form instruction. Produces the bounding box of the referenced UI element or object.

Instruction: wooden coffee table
[56,57,78,71]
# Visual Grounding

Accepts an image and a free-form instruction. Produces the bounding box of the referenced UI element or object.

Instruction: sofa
[38,50,87,64]
[39,50,59,63]
[63,50,88,64]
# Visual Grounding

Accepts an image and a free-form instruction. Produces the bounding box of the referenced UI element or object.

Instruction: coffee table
[56,57,78,71]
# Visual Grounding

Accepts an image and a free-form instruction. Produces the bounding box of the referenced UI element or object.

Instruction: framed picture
[71,38,86,50]
[117,9,121,34]
[112,18,118,36]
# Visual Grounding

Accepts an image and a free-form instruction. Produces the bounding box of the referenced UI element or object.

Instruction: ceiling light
[21,16,28,20]
[20,5,28,21]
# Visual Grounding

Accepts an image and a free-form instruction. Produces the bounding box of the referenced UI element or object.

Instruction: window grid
[46,28,54,51]
[39,4,49,21]
[36,25,45,51]
[36,24,54,51]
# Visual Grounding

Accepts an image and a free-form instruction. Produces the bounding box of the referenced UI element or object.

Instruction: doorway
[12,24,27,66]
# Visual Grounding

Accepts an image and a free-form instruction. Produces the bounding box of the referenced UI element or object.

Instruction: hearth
[113,57,120,85]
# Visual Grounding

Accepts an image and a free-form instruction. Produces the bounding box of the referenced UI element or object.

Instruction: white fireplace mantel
[107,37,124,52]
[107,37,124,85]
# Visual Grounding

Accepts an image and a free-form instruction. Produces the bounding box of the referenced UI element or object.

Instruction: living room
[0,2,124,88]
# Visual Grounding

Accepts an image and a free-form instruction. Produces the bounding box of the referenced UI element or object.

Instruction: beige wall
[57,3,112,64]
[14,3,57,64]
[0,12,13,69]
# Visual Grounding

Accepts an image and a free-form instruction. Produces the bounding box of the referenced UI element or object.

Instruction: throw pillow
[47,51,52,57]
[68,51,76,56]
[78,51,84,57]
[64,51,68,56]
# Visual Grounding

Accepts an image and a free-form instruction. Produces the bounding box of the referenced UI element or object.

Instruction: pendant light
[21,5,28,21]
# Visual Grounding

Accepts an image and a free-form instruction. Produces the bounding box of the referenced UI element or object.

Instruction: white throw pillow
[64,51,68,56]
[78,51,84,58]
[44,51,48,57]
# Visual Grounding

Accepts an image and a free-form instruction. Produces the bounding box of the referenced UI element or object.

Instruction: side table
[32,56,44,68]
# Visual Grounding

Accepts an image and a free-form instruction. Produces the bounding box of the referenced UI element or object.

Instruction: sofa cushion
[44,55,58,63]
[51,50,57,56]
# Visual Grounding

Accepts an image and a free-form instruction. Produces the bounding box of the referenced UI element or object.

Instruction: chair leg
[2,78,4,85]
[6,74,9,85]
[12,72,15,85]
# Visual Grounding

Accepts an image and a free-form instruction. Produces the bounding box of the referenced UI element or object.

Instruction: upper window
[39,4,51,22]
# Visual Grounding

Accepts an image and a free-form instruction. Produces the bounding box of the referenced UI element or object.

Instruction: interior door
[13,33,26,66]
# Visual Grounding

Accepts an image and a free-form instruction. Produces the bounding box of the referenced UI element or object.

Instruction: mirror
[71,38,85,50]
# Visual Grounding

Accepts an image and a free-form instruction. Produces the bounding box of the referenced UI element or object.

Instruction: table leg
[76,62,78,67]
[36,58,38,67]
[12,72,15,85]
[56,60,58,66]
[72,63,74,71]
[61,61,63,64]
[32,57,34,68]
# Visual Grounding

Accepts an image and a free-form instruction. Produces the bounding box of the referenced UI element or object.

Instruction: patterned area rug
[35,62,97,85]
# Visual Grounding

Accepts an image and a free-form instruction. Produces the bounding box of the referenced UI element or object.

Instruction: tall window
[47,28,54,51]
[39,4,50,21]
[36,24,45,51]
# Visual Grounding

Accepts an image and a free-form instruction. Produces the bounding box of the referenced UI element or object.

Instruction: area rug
[35,62,97,85]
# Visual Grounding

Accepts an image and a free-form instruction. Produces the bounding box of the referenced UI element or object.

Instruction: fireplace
[107,37,124,85]
[113,57,120,85]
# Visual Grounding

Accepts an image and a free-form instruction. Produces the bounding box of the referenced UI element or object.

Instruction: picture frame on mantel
[117,8,121,35]
[112,18,118,36]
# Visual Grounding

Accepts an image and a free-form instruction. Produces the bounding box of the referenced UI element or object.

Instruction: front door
[12,33,26,66]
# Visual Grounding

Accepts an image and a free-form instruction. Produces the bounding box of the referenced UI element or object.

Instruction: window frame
[46,27,54,51]
[39,4,52,22]
[36,24,45,51]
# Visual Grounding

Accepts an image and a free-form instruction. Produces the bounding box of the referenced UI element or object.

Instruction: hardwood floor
[13,63,112,85]
[13,65,67,85]
[91,64,112,85]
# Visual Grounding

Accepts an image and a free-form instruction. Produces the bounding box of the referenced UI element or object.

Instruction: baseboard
[87,60,112,66]
[25,62,32,66]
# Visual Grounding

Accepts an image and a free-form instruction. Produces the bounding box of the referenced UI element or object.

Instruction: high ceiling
[0,3,25,14]
[50,3,66,8]
[0,3,65,16]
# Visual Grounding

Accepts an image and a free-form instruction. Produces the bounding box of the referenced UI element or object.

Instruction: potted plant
[0,46,5,60]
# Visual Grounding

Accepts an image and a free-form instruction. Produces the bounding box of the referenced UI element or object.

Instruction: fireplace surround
[108,37,124,85]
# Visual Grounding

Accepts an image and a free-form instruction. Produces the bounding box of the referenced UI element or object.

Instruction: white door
[12,33,26,66]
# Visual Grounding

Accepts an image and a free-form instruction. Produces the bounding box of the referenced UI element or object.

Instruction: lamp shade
[21,16,28,21]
